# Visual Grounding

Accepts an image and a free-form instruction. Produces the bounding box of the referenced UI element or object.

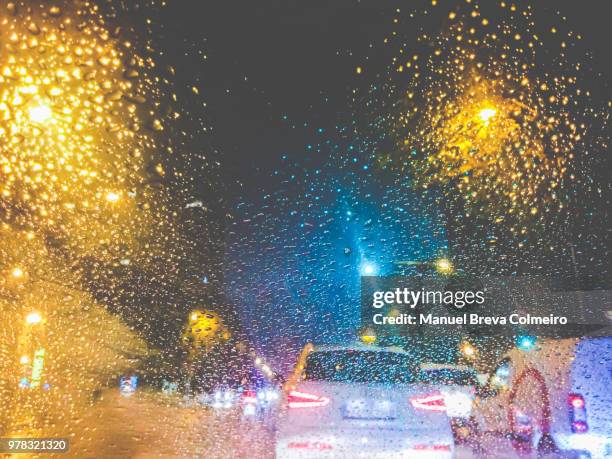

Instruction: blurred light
[360,262,377,276]
[478,107,496,122]
[360,327,377,344]
[569,394,585,409]
[411,393,447,412]
[20,355,30,364]
[190,312,199,322]
[517,335,536,350]
[28,104,52,123]
[443,392,473,417]
[105,192,120,202]
[25,311,42,325]
[434,258,454,274]
[11,267,24,278]
[460,341,476,358]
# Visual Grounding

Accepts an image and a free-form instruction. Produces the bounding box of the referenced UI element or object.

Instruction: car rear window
[304,350,416,383]
[419,368,478,386]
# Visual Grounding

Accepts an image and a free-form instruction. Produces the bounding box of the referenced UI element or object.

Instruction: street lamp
[478,107,496,123]
[360,262,378,276]
[25,311,43,325]
[105,191,120,202]
[28,104,53,123]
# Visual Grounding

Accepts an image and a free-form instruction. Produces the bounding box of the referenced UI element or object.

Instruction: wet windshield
[0,1,609,458]
[419,369,478,387]
[304,351,416,383]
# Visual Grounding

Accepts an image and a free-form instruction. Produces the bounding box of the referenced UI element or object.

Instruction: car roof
[419,363,475,372]
[310,343,412,356]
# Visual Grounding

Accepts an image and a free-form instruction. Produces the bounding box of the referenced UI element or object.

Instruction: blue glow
[517,335,536,350]
[360,262,377,276]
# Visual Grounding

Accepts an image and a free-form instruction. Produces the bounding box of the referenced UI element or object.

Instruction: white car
[419,363,479,418]
[471,335,612,458]
[275,343,455,458]
[419,363,479,442]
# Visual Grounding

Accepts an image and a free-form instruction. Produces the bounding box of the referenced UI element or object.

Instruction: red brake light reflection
[410,393,447,412]
[568,393,585,409]
[242,390,257,405]
[287,390,330,408]
[568,393,588,434]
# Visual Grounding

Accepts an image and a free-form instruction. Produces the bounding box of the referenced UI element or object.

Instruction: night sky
[142,0,611,352]
[155,0,610,174]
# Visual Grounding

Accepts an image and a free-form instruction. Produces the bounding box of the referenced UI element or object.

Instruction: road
[54,390,273,459]
[5,389,533,458]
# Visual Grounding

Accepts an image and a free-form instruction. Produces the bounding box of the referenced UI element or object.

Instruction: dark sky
[156,0,610,176]
[147,0,610,282]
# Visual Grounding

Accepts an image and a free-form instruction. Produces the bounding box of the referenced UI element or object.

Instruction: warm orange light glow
[28,104,53,123]
[478,107,497,123]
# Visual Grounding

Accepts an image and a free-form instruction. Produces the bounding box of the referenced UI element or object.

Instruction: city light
[360,327,377,344]
[478,107,497,123]
[460,341,477,359]
[360,262,378,276]
[434,258,454,275]
[28,104,53,123]
[106,192,120,203]
[517,335,537,350]
[11,267,24,278]
[25,311,43,325]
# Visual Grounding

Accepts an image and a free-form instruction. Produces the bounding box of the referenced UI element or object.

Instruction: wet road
[8,389,534,458]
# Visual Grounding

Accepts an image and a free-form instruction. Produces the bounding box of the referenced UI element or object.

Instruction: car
[418,363,479,442]
[275,343,455,458]
[470,335,612,458]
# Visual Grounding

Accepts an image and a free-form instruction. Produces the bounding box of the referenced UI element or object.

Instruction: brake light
[287,390,330,408]
[568,393,584,409]
[410,393,447,412]
[568,393,588,433]
[242,390,257,405]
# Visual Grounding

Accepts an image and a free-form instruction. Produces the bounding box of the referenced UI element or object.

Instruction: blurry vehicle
[197,385,241,410]
[242,386,280,420]
[471,335,612,458]
[419,363,479,442]
[275,343,455,458]
[194,353,281,420]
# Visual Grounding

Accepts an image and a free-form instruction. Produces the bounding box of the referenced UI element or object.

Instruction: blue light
[360,262,377,276]
[517,335,536,350]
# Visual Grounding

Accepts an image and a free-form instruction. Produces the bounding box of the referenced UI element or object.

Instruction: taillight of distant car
[287,390,330,408]
[242,390,257,405]
[410,393,447,412]
[568,393,588,433]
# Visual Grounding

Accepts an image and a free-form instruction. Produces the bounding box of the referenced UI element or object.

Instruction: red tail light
[568,393,588,433]
[410,393,447,412]
[287,390,330,408]
[242,390,257,405]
